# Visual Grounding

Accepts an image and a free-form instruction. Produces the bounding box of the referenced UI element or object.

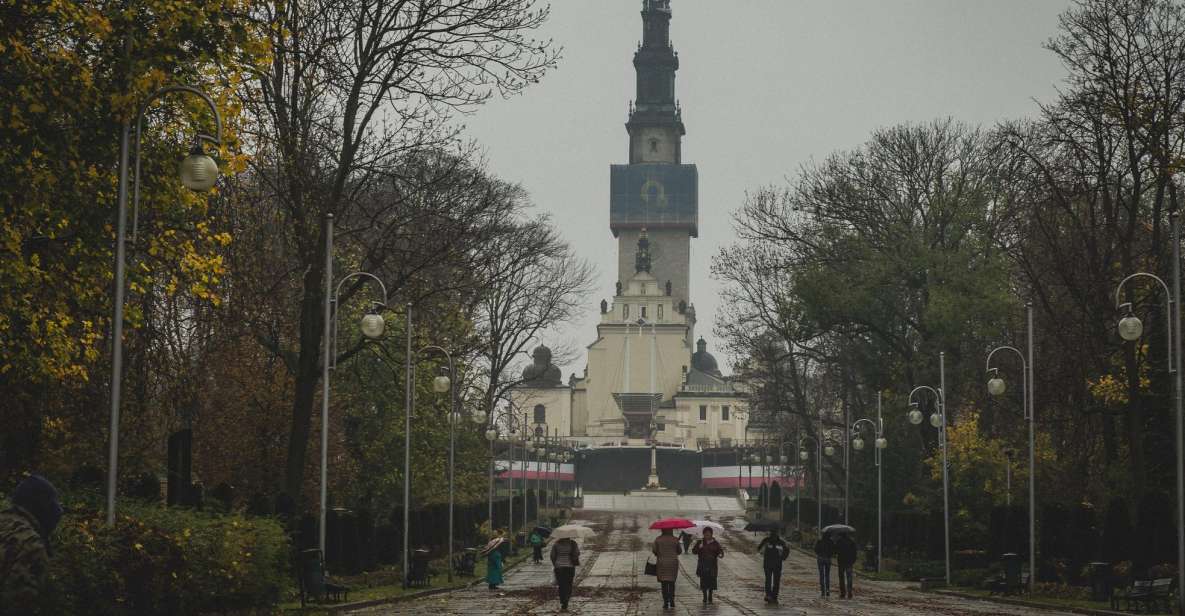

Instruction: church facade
[509,0,790,492]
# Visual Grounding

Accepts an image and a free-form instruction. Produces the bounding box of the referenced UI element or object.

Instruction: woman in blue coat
[485,537,505,590]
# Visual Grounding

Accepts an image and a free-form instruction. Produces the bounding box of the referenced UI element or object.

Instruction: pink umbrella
[649,517,695,530]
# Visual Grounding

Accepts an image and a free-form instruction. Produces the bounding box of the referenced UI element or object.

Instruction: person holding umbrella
[691,527,724,604]
[835,532,858,599]
[814,531,834,598]
[549,534,581,611]
[649,518,691,610]
[481,536,506,591]
[756,529,789,603]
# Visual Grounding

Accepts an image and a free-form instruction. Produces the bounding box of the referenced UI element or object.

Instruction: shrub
[898,559,946,581]
[951,567,992,588]
[34,499,290,615]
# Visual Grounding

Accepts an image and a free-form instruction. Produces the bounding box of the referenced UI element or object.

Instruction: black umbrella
[744,519,779,532]
[532,526,552,538]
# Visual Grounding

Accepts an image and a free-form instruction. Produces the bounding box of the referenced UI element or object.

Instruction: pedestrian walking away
[756,529,789,604]
[836,533,858,599]
[550,536,581,611]
[691,527,724,604]
[680,530,692,553]
[529,530,544,564]
[652,527,682,610]
[0,475,62,614]
[814,533,834,597]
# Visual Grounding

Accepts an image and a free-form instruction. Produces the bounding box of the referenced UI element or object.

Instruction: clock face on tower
[609,163,698,236]
[640,178,668,209]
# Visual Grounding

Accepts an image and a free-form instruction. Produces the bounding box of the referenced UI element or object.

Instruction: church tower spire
[628,0,684,164]
[610,0,698,312]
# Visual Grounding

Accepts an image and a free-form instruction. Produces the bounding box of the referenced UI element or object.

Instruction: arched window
[534,404,546,424]
[649,138,659,153]
[534,425,544,438]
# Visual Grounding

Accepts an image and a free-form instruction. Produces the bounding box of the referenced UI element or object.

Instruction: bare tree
[468,213,594,417]
[237,0,559,503]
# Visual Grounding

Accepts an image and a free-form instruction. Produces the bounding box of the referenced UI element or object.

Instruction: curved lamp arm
[132,85,224,242]
[330,272,389,369]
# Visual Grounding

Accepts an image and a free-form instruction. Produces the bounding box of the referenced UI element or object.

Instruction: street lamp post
[1114,241,1185,614]
[986,319,1035,593]
[323,268,389,557]
[484,396,522,530]
[908,357,950,586]
[798,434,822,533]
[850,391,887,572]
[108,85,222,526]
[823,428,846,524]
[417,345,468,583]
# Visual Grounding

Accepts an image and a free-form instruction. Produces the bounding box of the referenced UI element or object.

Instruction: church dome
[691,337,721,377]
[521,345,563,387]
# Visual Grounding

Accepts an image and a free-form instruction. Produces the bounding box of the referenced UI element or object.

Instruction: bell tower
[610,0,698,310]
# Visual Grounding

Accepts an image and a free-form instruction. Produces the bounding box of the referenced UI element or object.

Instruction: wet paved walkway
[357,509,1080,615]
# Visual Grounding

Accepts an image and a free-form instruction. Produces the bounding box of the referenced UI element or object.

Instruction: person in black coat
[756,530,789,603]
[814,534,834,597]
[835,534,858,598]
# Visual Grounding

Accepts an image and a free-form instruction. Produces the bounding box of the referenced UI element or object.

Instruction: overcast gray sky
[463,0,1072,378]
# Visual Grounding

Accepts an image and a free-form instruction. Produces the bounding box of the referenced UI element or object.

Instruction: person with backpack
[755,529,789,603]
[529,530,544,564]
[835,533,858,599]
[814,532,834,597]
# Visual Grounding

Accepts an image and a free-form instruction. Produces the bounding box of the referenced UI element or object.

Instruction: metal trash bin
[863,542,878,571]
[1088,561,1113,601]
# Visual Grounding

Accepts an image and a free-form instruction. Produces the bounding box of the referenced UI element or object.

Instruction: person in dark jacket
[550,537,581,611]
[1,475,62,613]
[835,534,858,598]
[652,528,682,610]
[691,528,724,604]
[755,530,789,603]
[814,533,835,597]
[680,530,693,553]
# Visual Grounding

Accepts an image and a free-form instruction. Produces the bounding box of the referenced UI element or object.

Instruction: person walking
[529,530,544,564]
[1,475,62,613]
[835,533,858,599]
[691,527,724,604]
[680,530,692,553]
[814,532,834,598]
[484,537,505,590]
[550,536,581,611]
[756,530,789,604]
[652,528,682,610]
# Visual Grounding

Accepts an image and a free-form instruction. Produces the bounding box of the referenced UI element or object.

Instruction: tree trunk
[284,254,327,508]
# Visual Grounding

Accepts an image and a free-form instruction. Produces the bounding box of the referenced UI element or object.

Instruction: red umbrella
[649,517,695,530]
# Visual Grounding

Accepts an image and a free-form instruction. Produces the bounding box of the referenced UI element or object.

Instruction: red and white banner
[494,460,575,482]
[700,466,802,489]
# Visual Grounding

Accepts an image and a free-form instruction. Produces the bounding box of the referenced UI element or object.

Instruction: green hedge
[32,500,290,615]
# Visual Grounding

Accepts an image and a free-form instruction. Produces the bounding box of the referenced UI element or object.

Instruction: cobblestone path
[358,509,1080,615]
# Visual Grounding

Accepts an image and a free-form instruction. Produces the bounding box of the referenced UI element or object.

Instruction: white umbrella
[550,524,596,541]
[687,520,725,536]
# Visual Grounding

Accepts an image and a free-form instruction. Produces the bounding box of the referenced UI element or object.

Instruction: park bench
[1121,577,1175,613]
[1112,579,1153,611]
[297,549,350,607]
[985,572,1029,595]
[407,549,434,587]
[453,548,477,576]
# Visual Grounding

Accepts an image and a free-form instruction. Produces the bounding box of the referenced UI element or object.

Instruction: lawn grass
[940,585,1125,613]
[279,546,534,614]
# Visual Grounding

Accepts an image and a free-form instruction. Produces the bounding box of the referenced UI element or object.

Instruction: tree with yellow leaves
[0,0,265,475]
